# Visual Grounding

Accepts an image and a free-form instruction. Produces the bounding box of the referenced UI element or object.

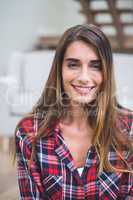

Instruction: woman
[15,24,133,199]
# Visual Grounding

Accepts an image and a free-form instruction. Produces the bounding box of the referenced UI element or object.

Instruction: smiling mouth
[72,85,95,95]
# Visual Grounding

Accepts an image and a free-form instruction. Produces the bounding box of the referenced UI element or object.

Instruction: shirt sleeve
[15,127,43,200]
[125,185,133,200]
[126,109,133,199]
[125,110,133,199]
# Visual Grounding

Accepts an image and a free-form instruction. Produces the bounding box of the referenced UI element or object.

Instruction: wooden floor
[0,152,19,199]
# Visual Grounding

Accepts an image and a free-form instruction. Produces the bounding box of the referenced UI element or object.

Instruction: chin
[71,96,95,105]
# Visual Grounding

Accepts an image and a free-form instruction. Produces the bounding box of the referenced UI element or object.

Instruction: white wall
[114,53,133,110]
[0,0,85,75]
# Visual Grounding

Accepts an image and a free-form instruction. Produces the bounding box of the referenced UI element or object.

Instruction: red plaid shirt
[16,109,133,200]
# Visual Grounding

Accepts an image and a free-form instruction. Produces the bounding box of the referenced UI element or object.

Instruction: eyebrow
[65,58,80,62]
[65,58,101,62]
[90,59,101,63]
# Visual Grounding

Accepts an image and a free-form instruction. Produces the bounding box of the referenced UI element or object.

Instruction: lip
[72,84,95,95]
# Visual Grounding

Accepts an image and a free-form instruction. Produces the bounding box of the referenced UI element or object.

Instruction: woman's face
[62,40,103,105]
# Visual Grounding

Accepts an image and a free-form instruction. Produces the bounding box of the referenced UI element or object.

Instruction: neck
[59,104,94,140]
[62,104,90,130]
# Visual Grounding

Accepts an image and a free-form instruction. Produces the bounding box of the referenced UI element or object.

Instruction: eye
[67,62,80,69]
[90,61,102,70]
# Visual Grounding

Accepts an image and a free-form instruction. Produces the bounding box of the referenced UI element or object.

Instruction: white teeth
[73,85,94,94]
[75,86,91,91]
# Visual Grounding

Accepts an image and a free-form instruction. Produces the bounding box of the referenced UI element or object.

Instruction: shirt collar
[53,125,100,172]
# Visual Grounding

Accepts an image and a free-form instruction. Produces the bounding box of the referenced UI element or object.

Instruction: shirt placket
[54,128,86,199]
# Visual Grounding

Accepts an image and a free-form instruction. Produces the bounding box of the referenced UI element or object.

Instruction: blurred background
[0,0,133,199]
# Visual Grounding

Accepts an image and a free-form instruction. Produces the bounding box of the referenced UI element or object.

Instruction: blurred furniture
[0,50,55,137]
[35,0,133,53]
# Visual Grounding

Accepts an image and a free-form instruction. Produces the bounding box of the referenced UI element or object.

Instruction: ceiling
[35,0,133,53]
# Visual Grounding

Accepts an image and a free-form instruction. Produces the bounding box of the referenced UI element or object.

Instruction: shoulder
[116,104,133,138]
[15,115,39,154]
[15,115,38,137]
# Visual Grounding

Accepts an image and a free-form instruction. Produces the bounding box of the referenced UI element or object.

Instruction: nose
[78,66,91,84]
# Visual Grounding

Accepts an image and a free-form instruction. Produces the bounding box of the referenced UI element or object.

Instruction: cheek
[95,73,103,85]
[62,68,76,85]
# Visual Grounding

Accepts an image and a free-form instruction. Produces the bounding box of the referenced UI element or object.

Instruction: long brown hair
[15,24,133,174]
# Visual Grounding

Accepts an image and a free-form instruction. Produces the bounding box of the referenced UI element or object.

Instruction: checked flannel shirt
[16,108,133,200]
